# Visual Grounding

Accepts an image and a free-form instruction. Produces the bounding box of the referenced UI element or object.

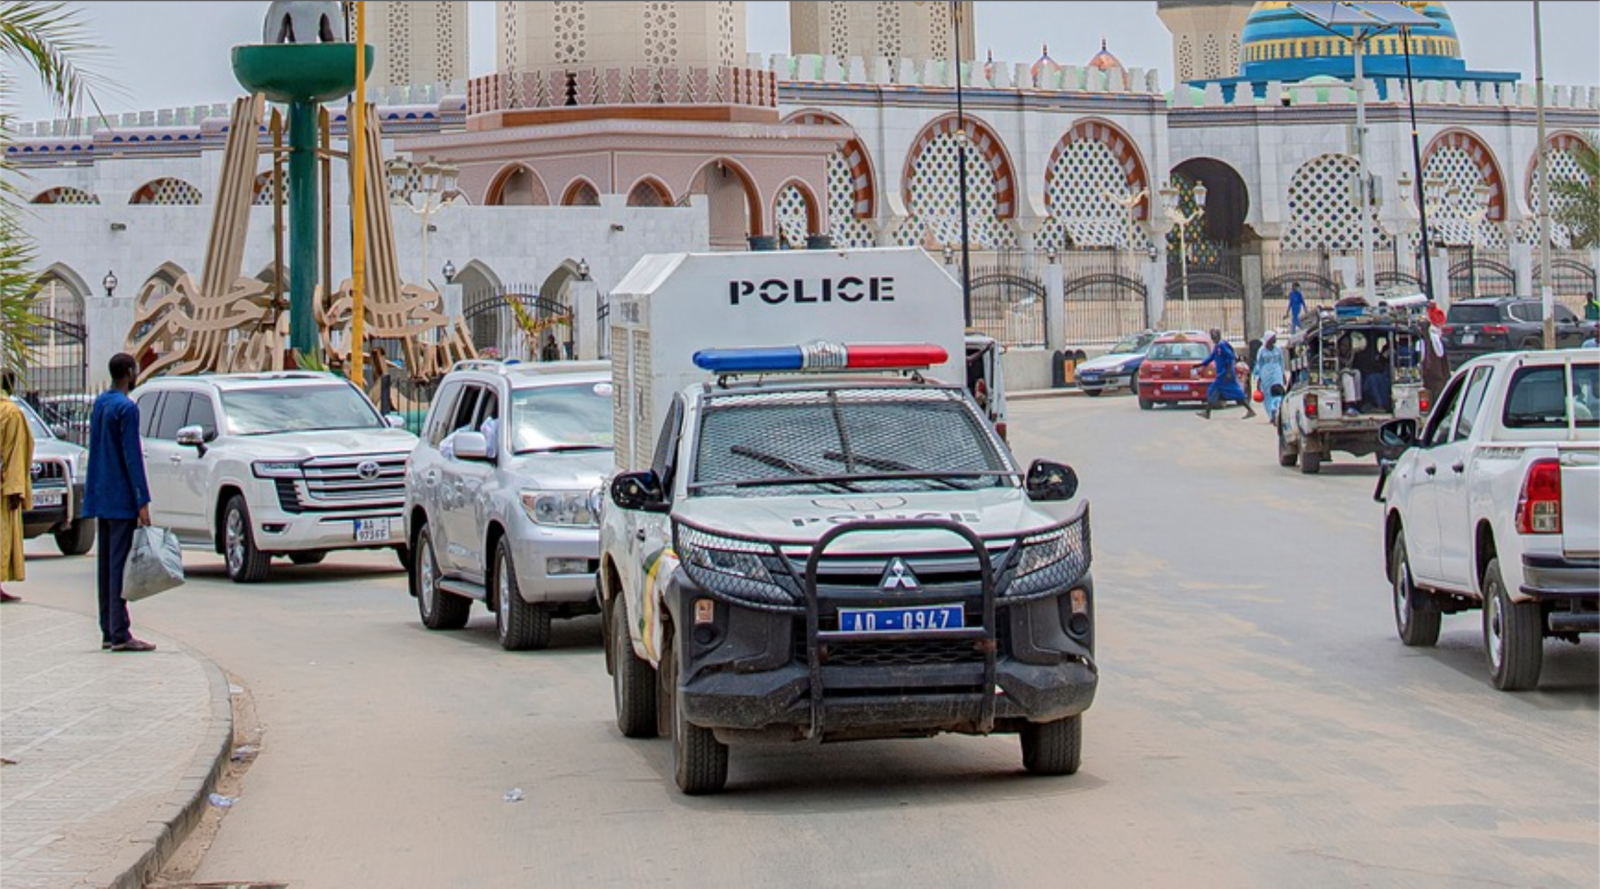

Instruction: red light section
[1516,458,1562,534]
[846,344,949,369]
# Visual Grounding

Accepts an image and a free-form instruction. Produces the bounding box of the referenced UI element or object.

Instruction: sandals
[110,638,157,652]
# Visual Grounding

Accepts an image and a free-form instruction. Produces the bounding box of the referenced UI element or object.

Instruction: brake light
[1304,393,1318,418]
[1515,459,1562,534]
[1482,325,1509,335]
[995,421,1008,441]
[1419,390,1431,413]
[1442,325,1454,335]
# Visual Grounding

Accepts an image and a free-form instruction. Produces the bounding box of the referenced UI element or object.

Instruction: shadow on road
[1410,631,1599,706]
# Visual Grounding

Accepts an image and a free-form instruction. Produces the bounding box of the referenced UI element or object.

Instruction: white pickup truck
[1377,349,1599,690]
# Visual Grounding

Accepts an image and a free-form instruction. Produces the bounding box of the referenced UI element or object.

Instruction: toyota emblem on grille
[356,460,382,481]
[880,558,919,590]
[31,462,44,478]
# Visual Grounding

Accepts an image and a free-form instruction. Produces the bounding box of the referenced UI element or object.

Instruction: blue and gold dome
[1235,1,1499,84]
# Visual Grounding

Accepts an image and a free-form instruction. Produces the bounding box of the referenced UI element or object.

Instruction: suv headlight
[675,523,794,608]
[252,460,305,478]
[520,489,600,527]
[1008,516,1091,599]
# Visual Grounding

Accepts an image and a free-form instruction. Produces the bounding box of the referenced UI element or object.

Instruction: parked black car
[1443,297,1588,361]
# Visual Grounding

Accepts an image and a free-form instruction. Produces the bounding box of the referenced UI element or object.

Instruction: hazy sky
[10,1,1599,123]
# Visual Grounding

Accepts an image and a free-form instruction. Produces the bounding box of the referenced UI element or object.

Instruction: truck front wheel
[666,637,728,795]
[223,495,271,583]
[54,519,95,556]
[413,524,469,630]
[1021,714,1082,776]
[1483,558,1543,691]
[611,597,658,738]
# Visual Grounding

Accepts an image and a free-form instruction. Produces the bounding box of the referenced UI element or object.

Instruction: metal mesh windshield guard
[691,386,1012,497]
[673,501,1091,612]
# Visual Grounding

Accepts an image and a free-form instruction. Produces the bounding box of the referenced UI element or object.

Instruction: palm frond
[0,1,109,118]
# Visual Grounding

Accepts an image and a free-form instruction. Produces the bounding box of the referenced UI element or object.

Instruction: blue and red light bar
[692,342,948,374]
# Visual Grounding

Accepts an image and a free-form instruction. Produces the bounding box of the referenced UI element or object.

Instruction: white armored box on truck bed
[606,247,966,471]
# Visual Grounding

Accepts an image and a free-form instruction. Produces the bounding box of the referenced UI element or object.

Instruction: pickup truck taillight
[1304,393,1318,418]
[1441,325,1454,335]
[1419,390,1431,413]
[1482,324,1509,335]
[1516,458,1562,534]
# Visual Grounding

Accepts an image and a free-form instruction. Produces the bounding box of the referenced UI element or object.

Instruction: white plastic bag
[122,525,185,601]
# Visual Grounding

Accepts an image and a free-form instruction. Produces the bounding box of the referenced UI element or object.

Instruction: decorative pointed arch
[902,112,1016,219]
[687,157,765,239]
[1046,118,1150,220]
[130,177,202,205]
[773,177,823,247]
[560,177,601,207]
[625,176,673,208]
[783,109,876,219]
[485,163,549,206]
[30,186,98,205]
[1423,128,1506,222]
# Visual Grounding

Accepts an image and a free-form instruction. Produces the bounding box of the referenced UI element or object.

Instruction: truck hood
[1078,352,1142,373]
[672,487,1078,553]
[224,428,418,460]
[31,438,87,461]
[502,449,613,490]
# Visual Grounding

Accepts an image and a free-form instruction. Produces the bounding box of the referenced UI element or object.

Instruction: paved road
[14,396,1597,888]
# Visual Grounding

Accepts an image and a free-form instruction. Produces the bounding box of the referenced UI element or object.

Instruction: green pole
[288,99,319,358]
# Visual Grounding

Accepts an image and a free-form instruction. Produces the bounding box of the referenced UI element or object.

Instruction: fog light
[694,598,715,625]
[1068,614,1091,636]
[1069,587,1089,615]
[546,558,588,576]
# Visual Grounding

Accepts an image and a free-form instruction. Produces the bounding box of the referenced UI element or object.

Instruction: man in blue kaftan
[1199,328,1256,420]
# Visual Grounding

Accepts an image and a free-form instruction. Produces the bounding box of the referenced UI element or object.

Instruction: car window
[1423,375,1468,447]
[1148,341,1210,361]
[1554,304,1578,323]
[450,385,482,434]
[508,381,613,454]
[154,393,193,440]
[476,389,499,430]
[186,394,218,438]
[425,382,462,447]
[11,397,50,439]
[1109,336,1145,354]
[1508,304,1537,323]
[1504,362,1599,429]
[1452,367,1493,441]
[136,392,162,438]
[1446,304,1503,325]
[652,396,685,495]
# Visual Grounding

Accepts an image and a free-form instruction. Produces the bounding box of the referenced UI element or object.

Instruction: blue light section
[693,346,805,373]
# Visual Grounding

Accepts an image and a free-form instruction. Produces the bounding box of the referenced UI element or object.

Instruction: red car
[1136,333,1250,410]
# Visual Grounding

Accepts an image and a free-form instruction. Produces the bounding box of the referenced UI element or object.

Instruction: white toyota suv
[404,361,612,650]
[132,372,417,582]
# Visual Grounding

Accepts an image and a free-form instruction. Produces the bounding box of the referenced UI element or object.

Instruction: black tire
[1083,389,1102,398]
[413,524,469,630]
[53,519,95,556]
[610,596,658,738]
[1128,376,1140,395]
[1138,396,1153,411]
[394,545,411,570]
[1391,534,1441,647]
[222,495,271,583]
[668,638,728,795]
[289,551,326,566]
[494,538,551,651]
[1277,421,1298,468]
[1482,558,1543,691]
[1021,714,1082,776]
[1298,444,1322,475]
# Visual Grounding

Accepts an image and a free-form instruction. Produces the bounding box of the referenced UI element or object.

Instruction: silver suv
[132,372,417,582]
[13,397,95,555]
[404,361,613,650]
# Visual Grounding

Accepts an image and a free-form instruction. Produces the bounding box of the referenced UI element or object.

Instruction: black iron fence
[961,251,1046,347]
[1060,249,1147,346]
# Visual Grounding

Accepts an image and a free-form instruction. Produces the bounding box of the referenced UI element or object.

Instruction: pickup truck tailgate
[1560,445,1600,558]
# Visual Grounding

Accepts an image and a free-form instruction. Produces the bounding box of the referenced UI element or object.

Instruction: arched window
[30,186,98,205]
[625,179,671,208]
[131,177,202,205]
[561,180,600,206]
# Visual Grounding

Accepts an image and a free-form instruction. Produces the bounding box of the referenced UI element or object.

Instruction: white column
[570,279,600,361]
[1044,257,1065,350]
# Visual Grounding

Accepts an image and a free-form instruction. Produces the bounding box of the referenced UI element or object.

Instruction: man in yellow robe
[1,370,34,603]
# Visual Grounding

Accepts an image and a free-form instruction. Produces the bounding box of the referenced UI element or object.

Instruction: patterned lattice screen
[1038,139,1151,252]
[1283,154,1386,251]
[897,132,1016,249]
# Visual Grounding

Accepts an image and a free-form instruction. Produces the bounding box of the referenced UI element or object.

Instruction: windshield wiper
[730,444,860,492]
[822,450,967,489]
[516,444,612,454]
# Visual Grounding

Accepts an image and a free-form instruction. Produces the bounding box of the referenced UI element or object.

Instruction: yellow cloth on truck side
[0,398,35,582]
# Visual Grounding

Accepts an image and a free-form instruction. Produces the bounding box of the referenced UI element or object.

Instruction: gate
[966,252,1045,347]
[461,284,574,361]
[597,296,611,359]
[1061,250,1148,347]
[1535,255,1598,314]
[17,317,90,445]
[1448,248,1515,299]
[1166,248,1246,338]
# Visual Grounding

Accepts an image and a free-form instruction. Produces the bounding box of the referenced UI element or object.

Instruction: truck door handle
[1424,464,1437,476]
[1450,462,1464,474]
[168,455,182,463]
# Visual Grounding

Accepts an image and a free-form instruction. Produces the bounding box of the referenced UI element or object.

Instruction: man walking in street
[1,371,33,604]
[1288,282,1306,332]
[83,354,156,652]
[1199,329,1256,420]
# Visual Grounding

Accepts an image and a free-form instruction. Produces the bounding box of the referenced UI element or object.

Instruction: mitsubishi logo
[356,460,382,481]
[880,558,919,590]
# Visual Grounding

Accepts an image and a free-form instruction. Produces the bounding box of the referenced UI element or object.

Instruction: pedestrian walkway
[0,603,232,889]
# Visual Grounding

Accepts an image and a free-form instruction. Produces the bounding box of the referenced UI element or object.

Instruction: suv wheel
[54,519,95,556]
[1483,558,1542,691]
[1391,533,1440,647]
[666,637,728,795]
[1020,714,1082,776]
[223,495,271,583]
[494,538,550,651]
[610,596,658,738]
[413,524,469,630]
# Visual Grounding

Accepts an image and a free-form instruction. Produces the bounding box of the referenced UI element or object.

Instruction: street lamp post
[1106,184,1149,327]
[102,269,118,298]
[1161,181,1207,329]
[386,155,460,291]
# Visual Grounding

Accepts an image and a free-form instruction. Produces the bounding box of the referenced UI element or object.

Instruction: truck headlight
[520,489,600,527]
[1008,514,1091,599]
[675,523,794,608]
[252,460,304,478]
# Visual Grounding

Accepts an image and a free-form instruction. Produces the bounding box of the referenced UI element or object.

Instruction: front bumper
[251,501,406,554]
[508,522,600,606]
[1076,370,1134,393]
[22,482,82,538]
[667,517,1098,742]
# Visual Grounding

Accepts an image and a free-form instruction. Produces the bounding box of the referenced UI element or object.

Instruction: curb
[1009,388,1082,401]
[87,634,234,889]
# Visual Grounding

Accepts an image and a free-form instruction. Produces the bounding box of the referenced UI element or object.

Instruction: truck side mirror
[1378,418,1417,451]
[611,470,668,513]
[452,431,490,462]
[176,424,208,457]
[1025,459,1078,502]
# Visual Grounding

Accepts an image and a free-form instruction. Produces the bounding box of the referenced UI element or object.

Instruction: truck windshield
[510,381,614,453]
[220,384,383,435]
[691,388,1011,496]
[11,397,51,439]
[1503,363,1599,428]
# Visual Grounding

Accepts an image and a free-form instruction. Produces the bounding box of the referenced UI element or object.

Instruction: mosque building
[7,1,1597,391]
